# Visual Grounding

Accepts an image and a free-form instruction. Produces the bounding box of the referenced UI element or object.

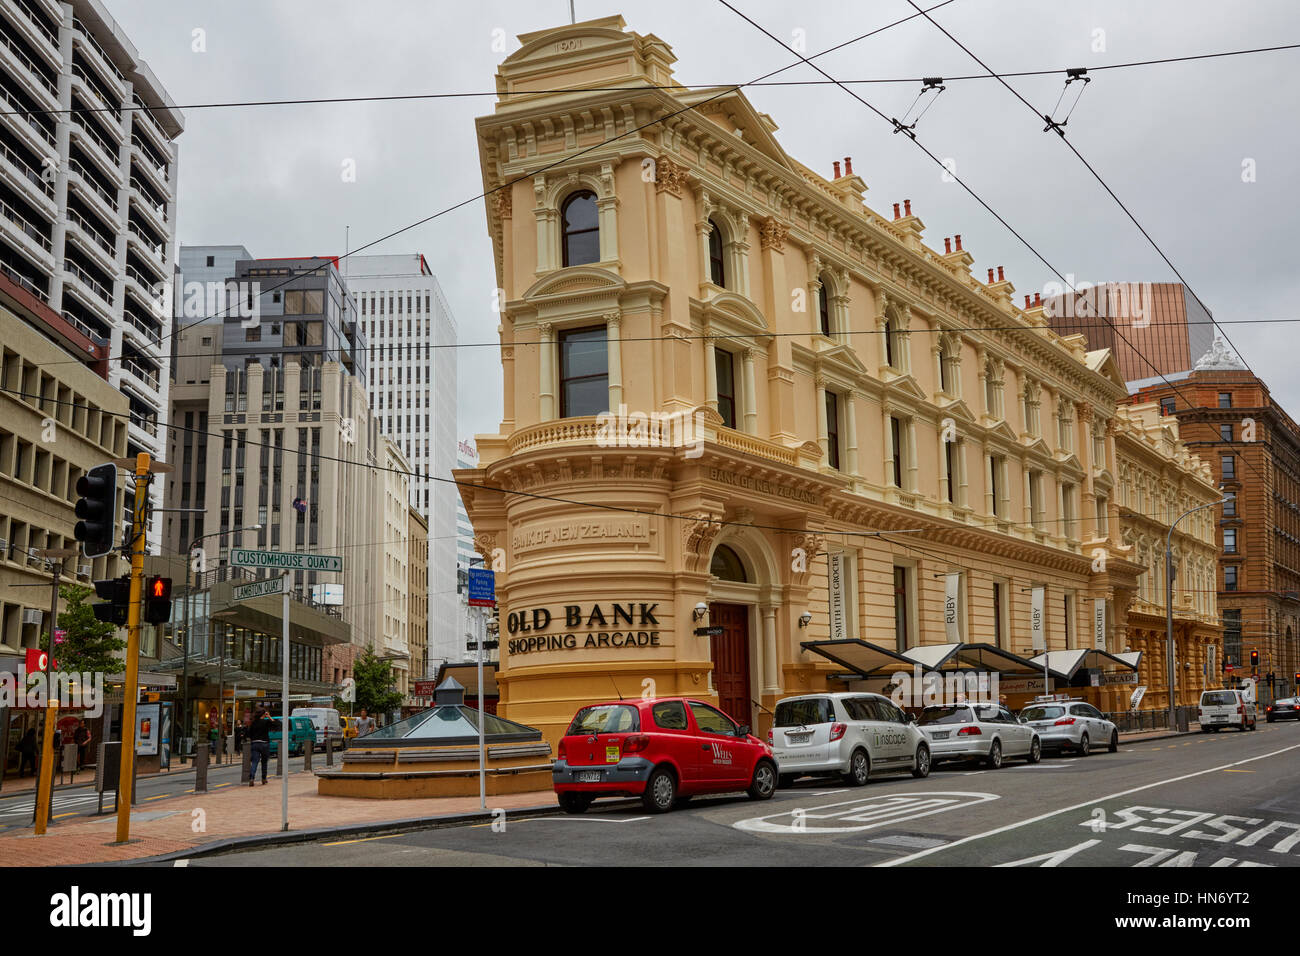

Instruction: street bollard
[304,739,313,772]
[240,741,251,784]
[277,739,284,778]
[61,743,79,785]
[325,735,334,767]
[195,742,209,792]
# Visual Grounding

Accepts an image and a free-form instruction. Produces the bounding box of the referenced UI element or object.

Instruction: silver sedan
[1019,698,1118,755]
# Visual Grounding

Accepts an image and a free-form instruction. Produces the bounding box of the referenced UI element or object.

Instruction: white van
[1198,689,1257,732]
[291,707,343,745]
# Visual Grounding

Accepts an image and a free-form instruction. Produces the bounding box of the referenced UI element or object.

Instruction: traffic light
[73,463,118,558]
[91,576,131,626]
[1250,650,1260,669]
[144,576,172,624]
[1294,673,1300,690]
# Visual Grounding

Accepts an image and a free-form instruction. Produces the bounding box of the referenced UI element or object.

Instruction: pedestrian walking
[73,721,90,769]
[355,708,375,737]
[245,708,273,786]
[16,729,37,778]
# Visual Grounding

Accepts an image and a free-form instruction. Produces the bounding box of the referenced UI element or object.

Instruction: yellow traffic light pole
[114,453,151,845]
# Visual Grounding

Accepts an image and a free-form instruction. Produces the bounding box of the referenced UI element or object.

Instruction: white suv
[1199,689,1257,732]
[769,692,931,786]
[916,701,1042,768]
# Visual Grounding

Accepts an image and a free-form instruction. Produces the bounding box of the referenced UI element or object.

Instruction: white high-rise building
[343,254,458,664]
[456,437,478,569]
[0,0,183,549]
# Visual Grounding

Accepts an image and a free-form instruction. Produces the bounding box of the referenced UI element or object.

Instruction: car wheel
[912,744,931,778]
[1078,732,1090,756]
[748,760,777,800]
[1249,718,1258,732]
[1108,730,1119,753]
[778,773,797,789]
[985,739,1003,769]
[843,749,870,786]
[1027,737,1041,764]
[641,767,677,813]
[558,792,593,815]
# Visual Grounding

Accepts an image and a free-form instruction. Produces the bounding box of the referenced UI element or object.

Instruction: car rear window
[775,698,833,727]
[1021,706,1063,721]
[1201,691,1238,706]
[919,705,972,725]
[566,704,640,735]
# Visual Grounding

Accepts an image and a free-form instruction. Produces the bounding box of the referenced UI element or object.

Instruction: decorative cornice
[759,216,788,252]
[655,154,690,196]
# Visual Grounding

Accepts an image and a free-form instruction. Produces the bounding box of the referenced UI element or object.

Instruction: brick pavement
[0,771,560,866]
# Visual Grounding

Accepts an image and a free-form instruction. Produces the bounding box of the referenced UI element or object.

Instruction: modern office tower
[343,253,457,668]
[166,249,381,691]
[0,0,183,549]
[377,436,410,700]
[455,437,478,569]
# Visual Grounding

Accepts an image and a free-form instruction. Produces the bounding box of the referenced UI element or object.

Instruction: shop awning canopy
[901,642,1061,677]
[1027,647,1140,680]
[800,639,918,679]
[1114,650,1143,670]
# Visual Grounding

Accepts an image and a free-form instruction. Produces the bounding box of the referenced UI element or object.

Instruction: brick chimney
[904,199,912,217]
[944,237,952,254]
[997,266,1005,282]
[844,156,853,175]
[1033,292,1041,307]
[954,234,963,251]
[833,161,841,179]
[987,268,995,284]
[1025,294,1032,308]
[893,203,901,220]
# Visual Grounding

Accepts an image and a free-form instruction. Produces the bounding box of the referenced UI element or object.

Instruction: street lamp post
[181,524,260,759]
[1166,495,1229,731]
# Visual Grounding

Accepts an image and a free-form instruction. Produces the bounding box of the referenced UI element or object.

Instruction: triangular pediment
[882,374,928,404]
[1055,450,1083,472]
[936,397,977,424]
[691,292,769,334]
[985,418,1019,442]
[1022,435,1052,458]
[676,88,792,169]
[812,341,869,377]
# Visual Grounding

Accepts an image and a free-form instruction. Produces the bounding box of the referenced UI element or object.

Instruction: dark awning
[903,642,1066,678]
[1027,648,1140,679]
[800,639,917,679]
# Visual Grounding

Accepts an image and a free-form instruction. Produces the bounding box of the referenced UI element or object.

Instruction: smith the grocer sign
[506,602,663,655]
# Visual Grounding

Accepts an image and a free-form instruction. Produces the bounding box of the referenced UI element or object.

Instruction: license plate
[785,733,811,744]
[577,771,603,783]
[931,731,950,740]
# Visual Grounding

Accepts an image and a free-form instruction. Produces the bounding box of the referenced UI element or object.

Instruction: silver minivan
[1198,689,1257,732]
[769,692,931,786]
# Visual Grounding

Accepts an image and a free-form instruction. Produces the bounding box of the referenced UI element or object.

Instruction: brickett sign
[505,602,664,656]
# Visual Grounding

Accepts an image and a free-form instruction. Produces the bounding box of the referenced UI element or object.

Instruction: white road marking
[877,741,1300,867]
[996,839,1100,867]
[812,790,848,796]
[173,859,189,867]
[529,815,651,824]
[734,791,998,835]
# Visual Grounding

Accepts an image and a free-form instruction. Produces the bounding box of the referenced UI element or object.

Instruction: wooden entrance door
[709,602,752,726]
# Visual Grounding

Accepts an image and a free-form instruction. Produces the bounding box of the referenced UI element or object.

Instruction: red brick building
[1132,343,1300,696]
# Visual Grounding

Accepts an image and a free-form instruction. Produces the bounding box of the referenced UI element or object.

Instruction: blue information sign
[467,567,496,607]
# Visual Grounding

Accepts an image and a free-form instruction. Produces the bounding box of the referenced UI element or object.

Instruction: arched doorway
[708,546,751,722]
[705,535,782,730]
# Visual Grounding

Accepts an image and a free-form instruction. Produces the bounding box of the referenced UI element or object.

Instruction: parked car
[340,716,360,739]
[769,692,931,787]
[291,707,343,746]
[1199,689,1258,732]
[552,697,777,814]
[916,701,1041,768]
[1266,697,1300,723]
[268,716,317,756]
[1019,696,1119,755]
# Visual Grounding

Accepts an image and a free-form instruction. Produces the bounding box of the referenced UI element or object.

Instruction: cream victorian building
[458,16,1219,743]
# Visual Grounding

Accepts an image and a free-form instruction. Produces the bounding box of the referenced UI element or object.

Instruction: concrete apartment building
[0,0,182,549]
[166,250,381,703]
[1133,338,1300,695]
[344,253,457,675]
[407,504,428,702]
[377,436,410,698]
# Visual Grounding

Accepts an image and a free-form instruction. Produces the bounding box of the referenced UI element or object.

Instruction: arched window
[710,544,747,582]
[708,219,726,288]
[884,316,896,367]
[818,273,833,337]
[561,191,599,267]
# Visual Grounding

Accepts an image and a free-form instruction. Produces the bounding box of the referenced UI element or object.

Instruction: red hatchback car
[553,697,778,813]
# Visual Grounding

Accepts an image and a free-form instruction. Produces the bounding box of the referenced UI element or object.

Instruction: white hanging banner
[944,573,961,643]
[1094,598,1108,650]
[1030,586,1046,651]
[1206,643,1216,681]
[828,551,848,640]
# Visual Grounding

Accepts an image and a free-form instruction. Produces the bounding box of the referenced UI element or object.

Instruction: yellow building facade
[458,16,1217,745]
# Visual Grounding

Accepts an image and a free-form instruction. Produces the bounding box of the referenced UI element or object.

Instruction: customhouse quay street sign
[230,548,343,573]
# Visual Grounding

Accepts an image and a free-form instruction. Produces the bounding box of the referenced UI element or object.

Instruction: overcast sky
[109,0,1299,443]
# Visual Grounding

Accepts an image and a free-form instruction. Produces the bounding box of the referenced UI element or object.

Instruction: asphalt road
[180,722,1300,867]
[0,751,315,829]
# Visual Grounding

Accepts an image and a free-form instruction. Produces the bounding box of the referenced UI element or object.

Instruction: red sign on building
[413,680,437,698]
[25,648,49,673]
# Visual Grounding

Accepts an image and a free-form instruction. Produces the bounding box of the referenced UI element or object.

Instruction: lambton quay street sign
[232,574,287,603]
[229,548,343,573]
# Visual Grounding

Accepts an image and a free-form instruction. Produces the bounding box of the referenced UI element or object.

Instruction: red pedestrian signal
[144,576,172,625]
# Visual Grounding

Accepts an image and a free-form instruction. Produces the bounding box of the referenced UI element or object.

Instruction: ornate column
[742,348,758,434]
[762,605,780,695]
[906,417,918,492]
[938,430,951,504]
[533,174,555,272]
[605,312,622,411]
[538,322,555,420]
[845,390,860,478]
[931,342,945,396]
[734,213,752,297]
[815,373,828,464]
[704,331,718,412]
[882,401,896,486]
[597,161,619,265]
